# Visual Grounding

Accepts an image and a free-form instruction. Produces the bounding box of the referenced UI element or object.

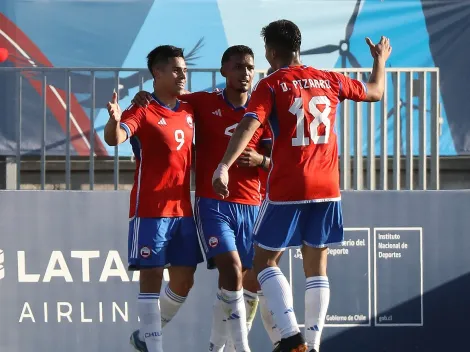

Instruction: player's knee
[242,269,260,292]
[169,278,194,297]
[253,251,278,276]
[168,266,196,296]
[302,245,328,277]
[220,266,243,291]
[139,267,164,293]
[216,255,243,290]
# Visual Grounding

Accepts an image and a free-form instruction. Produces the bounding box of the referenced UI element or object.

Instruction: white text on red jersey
[281,79,332,92]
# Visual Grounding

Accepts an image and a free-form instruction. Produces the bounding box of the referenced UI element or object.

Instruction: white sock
[138,293,163,352]
[225,290,259,352]
[258,267,300,339]
[305,276,330,351]
[209,290,228,352]
[160,284,186,328]
[258,290,281,345]
[219,288,251,352]
[243,289,259,334]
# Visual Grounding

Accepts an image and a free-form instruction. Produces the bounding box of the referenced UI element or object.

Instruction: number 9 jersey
[120,97,195,218]
[245,65,367,203]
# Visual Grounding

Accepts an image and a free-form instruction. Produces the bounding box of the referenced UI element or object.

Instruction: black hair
[261,20,301,59]
[221,45,254,66]
[147,45,185,77]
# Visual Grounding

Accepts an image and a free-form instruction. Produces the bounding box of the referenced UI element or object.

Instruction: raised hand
[365,36,392,62]
[107,90,122,122]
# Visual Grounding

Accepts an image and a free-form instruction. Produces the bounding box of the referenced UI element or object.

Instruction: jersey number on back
[289,96,331,146]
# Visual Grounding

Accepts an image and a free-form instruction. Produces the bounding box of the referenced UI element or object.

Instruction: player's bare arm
[212,116,261,198]
[363,36,392,102]
[104,91,128,146]
[132,89,192,108]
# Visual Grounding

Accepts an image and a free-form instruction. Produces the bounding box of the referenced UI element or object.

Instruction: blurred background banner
[1,0,470,156]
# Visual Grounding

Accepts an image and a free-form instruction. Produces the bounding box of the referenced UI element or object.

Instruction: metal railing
[0,67,441,190]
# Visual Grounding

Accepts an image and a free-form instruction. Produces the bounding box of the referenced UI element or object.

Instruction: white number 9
[174,130,185,150]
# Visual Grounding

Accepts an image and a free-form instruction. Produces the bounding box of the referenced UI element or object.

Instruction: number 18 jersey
[245,65,367,203]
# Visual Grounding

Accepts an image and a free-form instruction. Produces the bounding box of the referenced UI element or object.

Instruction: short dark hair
[147,45,185,77]
[221,45,254,66]
[261,20,301,59]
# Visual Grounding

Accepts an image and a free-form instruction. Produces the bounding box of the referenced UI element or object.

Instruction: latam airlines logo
[0,249,172,283]
[0,249,171,324]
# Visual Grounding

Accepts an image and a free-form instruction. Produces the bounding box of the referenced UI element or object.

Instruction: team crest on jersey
[186,115,194,128]
[208,236,219,248]
[140,246,151,259]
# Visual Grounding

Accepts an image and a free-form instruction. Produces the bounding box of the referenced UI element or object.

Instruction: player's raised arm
[104,91,128,146]
[363,36,392,102]
[104,91,145,146]
[132,89,192,108]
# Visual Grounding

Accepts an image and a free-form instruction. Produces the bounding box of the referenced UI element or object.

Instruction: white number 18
[289,95,331,146]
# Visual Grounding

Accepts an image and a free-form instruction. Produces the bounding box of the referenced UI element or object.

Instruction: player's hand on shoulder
[365,36,392,62]
[131,91,152,108]
[106,91,122,122]
[212,163,230,199]
[237,147,263,168]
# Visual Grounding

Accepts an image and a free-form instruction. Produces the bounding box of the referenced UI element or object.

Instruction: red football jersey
[258,127,273,200]
[245,65,367,202]
[181,90,270,205]
[120,96,194,218]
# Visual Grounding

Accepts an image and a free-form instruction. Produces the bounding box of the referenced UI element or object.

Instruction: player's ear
[220,66,227,78]
[152,68,162,79]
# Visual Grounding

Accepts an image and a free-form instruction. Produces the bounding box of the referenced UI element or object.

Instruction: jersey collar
[222,89,250,111]
[151,93,180,112]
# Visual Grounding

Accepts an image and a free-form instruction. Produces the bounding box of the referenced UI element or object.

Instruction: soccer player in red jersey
[131,46,278,352]
[213,20,392,352]
[104,45,203,352]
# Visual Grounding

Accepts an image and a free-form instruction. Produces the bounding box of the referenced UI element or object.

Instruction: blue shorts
[128,216,204,270]
[253,201,343,251]
[194,197,259,270]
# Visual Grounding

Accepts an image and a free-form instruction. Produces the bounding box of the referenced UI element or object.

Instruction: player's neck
[224,88,248,108]
[275,53,302,70]
[152,89,178,109]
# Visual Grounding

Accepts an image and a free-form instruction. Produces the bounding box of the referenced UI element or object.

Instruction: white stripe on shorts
[253,199,269,235]
[194,198,209,253]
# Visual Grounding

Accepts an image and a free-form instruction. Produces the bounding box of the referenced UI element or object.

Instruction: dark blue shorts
[253,200,343,251]
[194,197,259,269]
[128,216,204,270]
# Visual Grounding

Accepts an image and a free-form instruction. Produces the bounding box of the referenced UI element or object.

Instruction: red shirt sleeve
[261,124,272,142]
[329,71,367,102]
[120,104,146,138]
[244,78,274,125]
